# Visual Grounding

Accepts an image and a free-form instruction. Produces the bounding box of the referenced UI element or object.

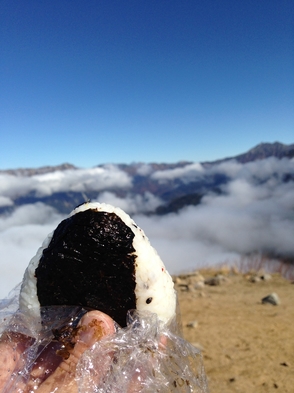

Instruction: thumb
[35,310,115,393]
[69,310,116,364]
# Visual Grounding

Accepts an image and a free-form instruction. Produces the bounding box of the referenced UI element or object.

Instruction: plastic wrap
[0,294,209,393]
[76,310,208,393]
[0,290,87,392]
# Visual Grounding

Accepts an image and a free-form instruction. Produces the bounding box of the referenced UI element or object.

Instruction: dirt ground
[177,267,294,393]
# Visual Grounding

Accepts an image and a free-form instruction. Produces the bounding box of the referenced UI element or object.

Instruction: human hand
[0,310,116,393]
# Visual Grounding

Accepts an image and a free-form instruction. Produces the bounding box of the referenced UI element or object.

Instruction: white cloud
[206,160,241,178]
[134,158,294,271]
[0,204,64,298]
[150,157,294,188]
[0,196,13,207]
[0,174,35,201]
[0,165,132,200]
[136,164,153,176]
[34,165,132,197]
[242,157,294,181]
[0,203,62,232]
[95,191,163,215]
[209,157,294,185]
[134,213,241,274]
[151,163,204,183]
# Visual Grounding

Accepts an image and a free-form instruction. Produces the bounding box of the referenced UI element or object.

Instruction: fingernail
[78,318,104,346]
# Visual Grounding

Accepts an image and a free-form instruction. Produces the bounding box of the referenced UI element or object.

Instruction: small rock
[193,281,205,289]
[217,274,230,283]
[280,362,290,367]
[262,292,280,305]
[249,275,261,283]
[186,320,198,328]
[260,273,272,281]
[174,277,186,285]
[177,284,189,292]
[205,276,221,286]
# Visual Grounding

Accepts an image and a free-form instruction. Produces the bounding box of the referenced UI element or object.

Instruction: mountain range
[0,141,293,216]
[0,140,294,281]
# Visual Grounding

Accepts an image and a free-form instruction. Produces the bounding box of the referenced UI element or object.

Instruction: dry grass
[233,255,294,280]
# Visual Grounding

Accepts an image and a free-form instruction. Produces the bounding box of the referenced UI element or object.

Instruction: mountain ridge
[1,142,293,175]
[202,141,294,165]
[0,141,293,218]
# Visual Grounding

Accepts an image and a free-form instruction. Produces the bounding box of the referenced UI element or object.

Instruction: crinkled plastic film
[0,292,86,392]
[76,310,209,393]
[0,283,21,334]
[0,293,209,393]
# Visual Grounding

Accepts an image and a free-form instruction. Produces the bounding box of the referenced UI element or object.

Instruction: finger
[35,310,115,393]
[0,332,34,393]
[28,341,64,390]
[0,341,20,389]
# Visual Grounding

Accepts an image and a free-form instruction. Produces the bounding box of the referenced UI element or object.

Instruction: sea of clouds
[0,157,293,298]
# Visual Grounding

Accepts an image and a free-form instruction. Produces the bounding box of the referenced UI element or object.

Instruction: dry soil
[177,268,294,393]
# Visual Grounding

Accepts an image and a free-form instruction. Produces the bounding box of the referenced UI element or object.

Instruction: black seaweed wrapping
[35,210,137,327]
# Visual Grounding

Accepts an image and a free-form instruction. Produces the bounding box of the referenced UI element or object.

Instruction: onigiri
[19,202,176,327]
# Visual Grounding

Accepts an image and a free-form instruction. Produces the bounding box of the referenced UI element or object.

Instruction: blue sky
[1,0,293,169]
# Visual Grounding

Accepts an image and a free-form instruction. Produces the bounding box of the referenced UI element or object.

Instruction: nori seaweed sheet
[35,209,137,327]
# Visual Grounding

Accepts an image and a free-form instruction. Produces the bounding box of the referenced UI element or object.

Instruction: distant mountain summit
[206,142,294,165]
[233,142,294,163]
